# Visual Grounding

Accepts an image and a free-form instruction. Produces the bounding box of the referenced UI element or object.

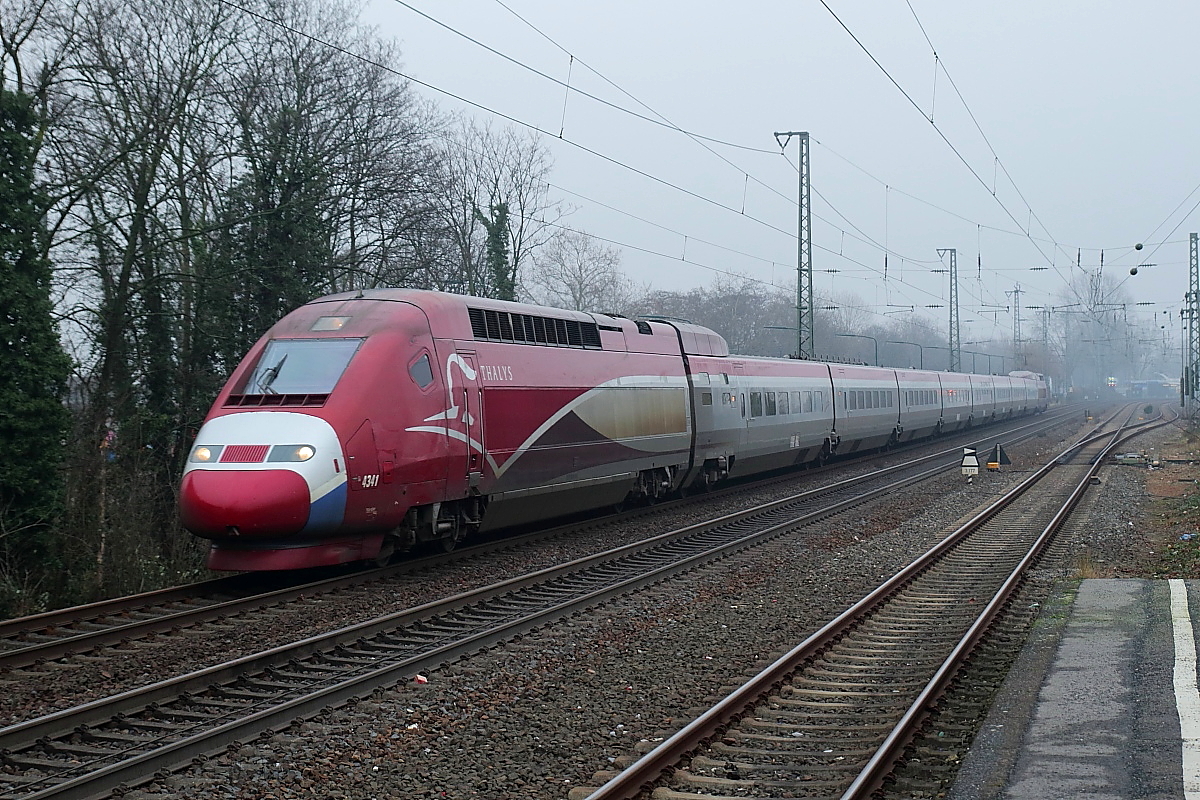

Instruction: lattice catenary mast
[938,248,960,372]
[1189,232,1199,415]
[774,131,813,359]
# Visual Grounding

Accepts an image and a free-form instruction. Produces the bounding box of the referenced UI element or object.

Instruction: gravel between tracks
[86,419,1118,800]
[0,421,1063,727]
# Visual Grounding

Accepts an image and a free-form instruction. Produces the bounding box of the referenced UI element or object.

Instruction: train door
[725,362,745,458]
[346,420,380,493]
[454,352,485,493]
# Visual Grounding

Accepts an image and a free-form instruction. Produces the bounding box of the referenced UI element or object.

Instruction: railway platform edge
[951,578,1185,800]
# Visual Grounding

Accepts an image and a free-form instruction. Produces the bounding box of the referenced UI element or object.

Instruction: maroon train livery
[179,290,1048,571]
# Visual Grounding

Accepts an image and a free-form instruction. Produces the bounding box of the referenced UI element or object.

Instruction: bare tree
[31,0,447,599]
[630,275,795,356]
[526,227,635,312]
[435,119,562,298]
[0,0,60,95]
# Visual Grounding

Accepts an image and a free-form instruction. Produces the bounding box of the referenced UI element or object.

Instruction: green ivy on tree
[0,89,72,586]
[474,199,513,301]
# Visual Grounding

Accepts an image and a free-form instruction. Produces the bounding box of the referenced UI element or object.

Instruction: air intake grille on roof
[467,307,602,350]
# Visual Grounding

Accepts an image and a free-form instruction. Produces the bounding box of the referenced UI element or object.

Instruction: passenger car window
[750,392,763,417]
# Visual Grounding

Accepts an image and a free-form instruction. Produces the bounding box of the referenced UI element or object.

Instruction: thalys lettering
[178,289,1049,571]
[479,365,513,381]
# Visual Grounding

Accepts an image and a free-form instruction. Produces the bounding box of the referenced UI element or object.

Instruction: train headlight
[190,445,222,463]
[268,444,317,462]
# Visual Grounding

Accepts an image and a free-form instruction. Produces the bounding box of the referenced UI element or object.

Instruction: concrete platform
[952,579,1197,800]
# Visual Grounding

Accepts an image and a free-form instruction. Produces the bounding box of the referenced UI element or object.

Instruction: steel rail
[0,409,1085,799]
[0,407,1081,672]
[841,407,1170,798]
[580,404,1162,799]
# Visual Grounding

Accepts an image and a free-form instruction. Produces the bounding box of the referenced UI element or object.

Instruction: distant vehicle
[1126,380,1175,399]
[179,290,1048,571]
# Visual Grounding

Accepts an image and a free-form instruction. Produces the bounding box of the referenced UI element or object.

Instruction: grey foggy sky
[362,0,1199,344]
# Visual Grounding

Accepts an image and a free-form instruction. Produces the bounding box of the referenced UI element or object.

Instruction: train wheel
[813,443,831,468]
[436,506,464,553]
[372,535,398,567]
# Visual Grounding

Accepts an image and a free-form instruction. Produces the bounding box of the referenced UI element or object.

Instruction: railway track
[573,403,1170,800]
[0,407,1082,675]
[0,408,1087,799]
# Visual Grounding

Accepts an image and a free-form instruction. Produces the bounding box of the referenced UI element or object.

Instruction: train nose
[180,469,310,537]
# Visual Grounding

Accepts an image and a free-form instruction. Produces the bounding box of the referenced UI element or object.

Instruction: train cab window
[765,392,777,416]
[701,391,713,406]
[695,372,710,385]
[408,353,434,389]
[243,338,364,395]
[722,373,730,384]
[750,392,763,417]
[778,392,790,415]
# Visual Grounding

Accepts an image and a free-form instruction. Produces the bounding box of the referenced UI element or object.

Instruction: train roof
[308,288,730,357]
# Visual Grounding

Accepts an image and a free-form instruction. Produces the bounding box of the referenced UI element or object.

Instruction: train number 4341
[360,474,380,489]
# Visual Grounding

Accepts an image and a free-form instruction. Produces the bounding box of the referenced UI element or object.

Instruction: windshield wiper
[257,353,288,394]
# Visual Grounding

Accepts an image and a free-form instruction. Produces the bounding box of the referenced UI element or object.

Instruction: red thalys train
[179,290,1048,571]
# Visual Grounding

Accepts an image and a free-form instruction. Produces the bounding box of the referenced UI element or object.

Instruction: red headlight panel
[218,444,270,463]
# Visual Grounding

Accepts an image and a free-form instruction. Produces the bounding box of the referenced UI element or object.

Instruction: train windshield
[243,338,364,395]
